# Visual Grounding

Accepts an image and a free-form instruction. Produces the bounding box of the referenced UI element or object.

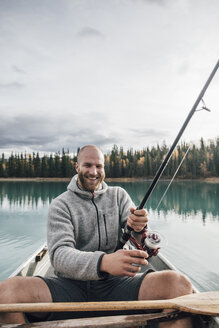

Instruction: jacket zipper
[91,193,101,250]
[103,214,108,246]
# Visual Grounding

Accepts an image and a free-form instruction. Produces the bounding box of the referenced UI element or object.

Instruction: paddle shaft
[0,300,171,313]
[0,291,219,316]
[118,58,219,249]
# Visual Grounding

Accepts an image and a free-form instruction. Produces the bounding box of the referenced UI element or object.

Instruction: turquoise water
[0,180,218,292]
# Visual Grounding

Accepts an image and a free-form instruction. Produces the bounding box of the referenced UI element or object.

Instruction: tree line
[0,138,218,178]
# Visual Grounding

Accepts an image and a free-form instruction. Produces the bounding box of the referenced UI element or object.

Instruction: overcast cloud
[0,0,218,156]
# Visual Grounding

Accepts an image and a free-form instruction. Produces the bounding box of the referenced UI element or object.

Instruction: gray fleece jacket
[47,175,134,281]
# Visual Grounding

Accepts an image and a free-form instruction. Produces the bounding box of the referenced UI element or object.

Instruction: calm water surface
[0,180,219,292]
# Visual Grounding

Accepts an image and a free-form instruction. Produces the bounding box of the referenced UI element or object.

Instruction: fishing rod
[118,58,219,249]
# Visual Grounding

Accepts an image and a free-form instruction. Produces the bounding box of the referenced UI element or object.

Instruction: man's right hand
[100,249,148,277]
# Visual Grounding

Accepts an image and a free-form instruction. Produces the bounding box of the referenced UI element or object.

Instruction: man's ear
[75,162,79,173]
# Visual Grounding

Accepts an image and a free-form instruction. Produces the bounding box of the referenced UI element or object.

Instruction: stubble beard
[78,171,105,192]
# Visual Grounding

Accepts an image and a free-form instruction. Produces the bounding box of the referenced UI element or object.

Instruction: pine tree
[16,153,25,177]
[48,154,55,177]
[34,152,41,177]
[0,153,6,177]
[54,152,62,177]
[7,153,16,177]
[41,155,49,177]
[61,148,71,177]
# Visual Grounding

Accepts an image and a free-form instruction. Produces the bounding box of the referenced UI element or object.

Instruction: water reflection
[0,181,69,281]
[0,181,68,207]
[0,180,218,219]
[109,181,219,220]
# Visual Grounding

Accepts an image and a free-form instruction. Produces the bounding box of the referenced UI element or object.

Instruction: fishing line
[156,98,213,210]
[156,145,191,210]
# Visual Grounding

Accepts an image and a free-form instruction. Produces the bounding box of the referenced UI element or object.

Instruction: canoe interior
[8,244,219,328]
[9,244,180,279]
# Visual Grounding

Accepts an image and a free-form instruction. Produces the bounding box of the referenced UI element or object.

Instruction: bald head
[77,145,104,165]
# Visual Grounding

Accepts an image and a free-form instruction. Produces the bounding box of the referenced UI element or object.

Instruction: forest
[0,138,218,178]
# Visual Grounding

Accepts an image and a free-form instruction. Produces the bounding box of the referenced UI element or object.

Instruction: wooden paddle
[0,291,218,316]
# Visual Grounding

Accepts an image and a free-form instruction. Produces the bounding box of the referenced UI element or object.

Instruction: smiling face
[76,146,105,192]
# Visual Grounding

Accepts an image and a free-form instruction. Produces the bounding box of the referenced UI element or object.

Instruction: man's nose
[89,166,97,175]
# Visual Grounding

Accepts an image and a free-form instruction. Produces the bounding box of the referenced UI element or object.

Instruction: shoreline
[0,177,219,183]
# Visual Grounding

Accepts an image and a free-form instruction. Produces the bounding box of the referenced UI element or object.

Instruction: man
[0,145,193,327]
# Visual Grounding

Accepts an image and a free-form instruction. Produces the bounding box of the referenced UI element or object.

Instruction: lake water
[0,180,219,292]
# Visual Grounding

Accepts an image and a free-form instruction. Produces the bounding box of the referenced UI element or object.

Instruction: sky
[0,0,218,157]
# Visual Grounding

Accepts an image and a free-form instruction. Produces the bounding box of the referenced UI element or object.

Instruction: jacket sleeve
[47,198,106,281]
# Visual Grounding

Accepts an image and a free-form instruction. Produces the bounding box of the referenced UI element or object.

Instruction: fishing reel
[142,230,167,256]
[124,229,167,257]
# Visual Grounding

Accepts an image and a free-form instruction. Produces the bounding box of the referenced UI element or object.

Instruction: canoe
[2,243,219,328]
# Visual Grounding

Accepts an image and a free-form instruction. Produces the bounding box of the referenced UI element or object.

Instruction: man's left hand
[127,208,148,232]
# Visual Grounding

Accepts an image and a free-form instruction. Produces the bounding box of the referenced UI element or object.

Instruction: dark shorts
[28,270,154,322]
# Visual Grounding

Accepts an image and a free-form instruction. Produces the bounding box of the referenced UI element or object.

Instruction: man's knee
[161,270,193,295]
[0,276,52,304]
[139,270,193,300]
[0,277,24,303]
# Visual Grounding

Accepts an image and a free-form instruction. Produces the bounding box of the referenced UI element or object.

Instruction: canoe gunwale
[9,243,47,278]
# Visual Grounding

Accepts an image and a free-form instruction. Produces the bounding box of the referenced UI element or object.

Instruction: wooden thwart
[0,291,218,316]
[0,311,185,328]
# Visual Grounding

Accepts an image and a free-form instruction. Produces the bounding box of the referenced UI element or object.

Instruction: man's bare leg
[0,276,52,323]
[138,270,193,328]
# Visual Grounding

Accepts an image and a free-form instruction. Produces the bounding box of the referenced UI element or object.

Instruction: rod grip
[117,224,133,249]
[117,206,140,249]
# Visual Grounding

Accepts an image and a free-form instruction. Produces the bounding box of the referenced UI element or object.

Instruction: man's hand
[100,249,148,277]
[127,208,148,232]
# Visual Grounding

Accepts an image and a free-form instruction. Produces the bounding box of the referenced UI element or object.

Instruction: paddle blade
[172,291,219,316]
